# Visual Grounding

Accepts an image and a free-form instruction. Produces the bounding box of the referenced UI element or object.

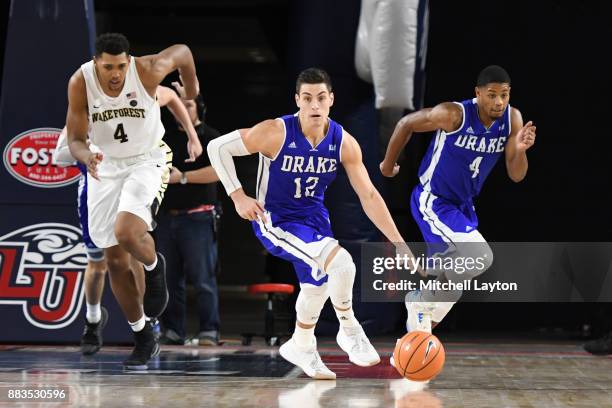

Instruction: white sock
[143,255,158,272]
[334,306,359,328]
[129,315,146,332]
[86,303,101,324]
[293,325,315,350]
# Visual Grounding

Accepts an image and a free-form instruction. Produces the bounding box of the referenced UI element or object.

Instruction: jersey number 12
[114,123,129,143]
[294,177,319,198]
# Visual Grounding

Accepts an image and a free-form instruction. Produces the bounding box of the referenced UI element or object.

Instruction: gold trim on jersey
[150,141,173,219]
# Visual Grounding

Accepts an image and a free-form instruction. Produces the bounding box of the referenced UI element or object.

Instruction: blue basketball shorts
[253,212,338,287]
[77,164,104,262]
[410,184,486,256]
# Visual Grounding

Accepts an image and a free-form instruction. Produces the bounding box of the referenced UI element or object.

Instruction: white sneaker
[337,325,380,367]
[390,338,399,368]
[389,338,405,369]
[279,338,336,380]
[405,291,435,333]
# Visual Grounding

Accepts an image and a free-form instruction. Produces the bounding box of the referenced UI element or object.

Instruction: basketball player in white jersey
[55,85,199,356]
[66,33,202,369]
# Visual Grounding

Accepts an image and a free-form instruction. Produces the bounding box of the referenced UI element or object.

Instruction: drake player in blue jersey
[381,65,536,337]
[208,68,417,379]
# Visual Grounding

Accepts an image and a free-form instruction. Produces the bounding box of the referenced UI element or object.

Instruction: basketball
[393,331,445,381]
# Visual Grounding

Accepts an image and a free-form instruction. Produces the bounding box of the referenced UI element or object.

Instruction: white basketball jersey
[81,57,164,158]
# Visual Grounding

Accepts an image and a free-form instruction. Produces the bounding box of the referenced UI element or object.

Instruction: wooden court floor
[1,339,611,407]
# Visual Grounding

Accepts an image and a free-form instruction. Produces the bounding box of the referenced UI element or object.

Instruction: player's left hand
[515,121,536,151]
[171,80,187,100]
[177,74,199,100]
[185,138,203,162]
[395,242,426,277]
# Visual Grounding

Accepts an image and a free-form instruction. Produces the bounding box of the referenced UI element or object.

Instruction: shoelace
[309,351,327,371]
[82,328,97,340]
[82,322,100,339]
[409,292,436,312]
[351,334,371,354]
[345,328,371,353]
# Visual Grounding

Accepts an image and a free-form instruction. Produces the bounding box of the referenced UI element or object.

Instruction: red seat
[248,283,294,295]
[242,283,295,346]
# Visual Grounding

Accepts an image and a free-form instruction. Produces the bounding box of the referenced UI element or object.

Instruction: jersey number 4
[113,123,129,143]
[469,156,482,178]
[294,177,319,198]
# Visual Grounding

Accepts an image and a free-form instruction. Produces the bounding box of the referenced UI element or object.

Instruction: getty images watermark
[370,252,517,293]
[358,242,562,303]
[361,242,612,302]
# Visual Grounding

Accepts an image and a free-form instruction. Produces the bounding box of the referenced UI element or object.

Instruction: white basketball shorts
[87,142,172,248]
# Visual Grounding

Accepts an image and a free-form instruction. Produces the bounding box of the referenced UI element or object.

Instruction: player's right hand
[86,152,103,181]
[185,138,203,162]
[231,190,267,223]
[380,161,400,177]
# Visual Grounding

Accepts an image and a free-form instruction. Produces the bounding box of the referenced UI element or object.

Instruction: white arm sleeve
[206,130,250,195]
[52,127,76,167]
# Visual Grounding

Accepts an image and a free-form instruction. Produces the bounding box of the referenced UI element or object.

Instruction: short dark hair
[95,33,130,57]
[296,68,332,94]
[476,65,511,87]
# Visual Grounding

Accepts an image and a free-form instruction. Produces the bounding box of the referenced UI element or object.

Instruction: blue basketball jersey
[256,114,343,225]
[417,98,511,203]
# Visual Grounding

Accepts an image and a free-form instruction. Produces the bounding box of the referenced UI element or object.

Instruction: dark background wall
[2,0,611,336]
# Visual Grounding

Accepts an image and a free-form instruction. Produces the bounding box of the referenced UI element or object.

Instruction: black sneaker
[123,320,160,370]
[584,331,612,355]
[143,252,168,318]
[80,306,109,356]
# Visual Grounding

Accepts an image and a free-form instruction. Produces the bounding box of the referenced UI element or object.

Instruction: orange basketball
[393,331,445,381]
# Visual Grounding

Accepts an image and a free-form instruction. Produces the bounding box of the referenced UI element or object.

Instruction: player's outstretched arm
[344,133,423,273]
[342,132,404,242]
[505,107,536,182]
[206,119,283,222]
[66,70,103,180]
[168,165,219,185]
[380,102,462,177]
[156,85,203,162]
[138,44,199,99]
